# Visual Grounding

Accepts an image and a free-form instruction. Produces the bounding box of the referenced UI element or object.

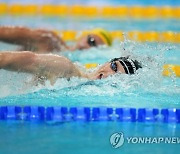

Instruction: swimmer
[0,26,112,53]
[0,51,141,85]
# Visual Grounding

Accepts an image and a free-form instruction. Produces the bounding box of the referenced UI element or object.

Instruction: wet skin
[88,61,126,80]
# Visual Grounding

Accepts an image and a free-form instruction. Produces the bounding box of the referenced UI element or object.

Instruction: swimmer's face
[71,34,105,51]
[92,61,126,80]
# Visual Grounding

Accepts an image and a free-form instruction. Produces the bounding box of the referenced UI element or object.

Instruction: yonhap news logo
[110,132,180,148]
[110,132,125,148]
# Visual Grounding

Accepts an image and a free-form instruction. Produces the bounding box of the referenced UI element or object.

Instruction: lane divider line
[0,4,179,18]
[56,30,180,43]
[0,106,179,123]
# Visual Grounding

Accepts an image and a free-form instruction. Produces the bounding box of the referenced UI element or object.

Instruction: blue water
[0,14,180,154]
[0,17,180,32]
[0,121,179,154]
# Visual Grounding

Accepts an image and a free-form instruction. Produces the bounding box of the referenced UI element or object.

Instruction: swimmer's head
[91,57,142,80]
[71,28,112,51]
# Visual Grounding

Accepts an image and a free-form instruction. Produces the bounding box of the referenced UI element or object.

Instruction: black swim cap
[110,57,142,74]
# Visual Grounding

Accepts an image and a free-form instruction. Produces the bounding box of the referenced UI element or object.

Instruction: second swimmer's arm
[0,51,82,79]
[0,26,69,53]
[0,26,34,45]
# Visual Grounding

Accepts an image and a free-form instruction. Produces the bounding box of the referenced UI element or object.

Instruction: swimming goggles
[110,60,118,72]
[87,35,97,47]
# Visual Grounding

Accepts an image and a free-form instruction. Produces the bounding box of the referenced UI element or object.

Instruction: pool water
[0,14,180,154]
[0,16,180,32]
[0,121,179,154]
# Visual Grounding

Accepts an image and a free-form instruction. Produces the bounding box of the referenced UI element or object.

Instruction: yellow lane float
[85,64,180,77]
[57,30,180,43]
[0,4,179,18]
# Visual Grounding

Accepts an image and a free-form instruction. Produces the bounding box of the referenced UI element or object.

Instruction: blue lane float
[138,108,159,122]
[23,106,45,120]
[0,106,180,123]
[116,108,136,122]
[0,106,21,120]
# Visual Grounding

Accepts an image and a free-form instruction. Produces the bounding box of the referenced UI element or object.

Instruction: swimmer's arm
[0,51,39,73]
[0,26,69,52]
[0,51,81,78]
[0,26,35,45]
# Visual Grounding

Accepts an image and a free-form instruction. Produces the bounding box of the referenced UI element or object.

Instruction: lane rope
[56,30,180,43]
[0,106,179,123]
[0,4,179,18]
